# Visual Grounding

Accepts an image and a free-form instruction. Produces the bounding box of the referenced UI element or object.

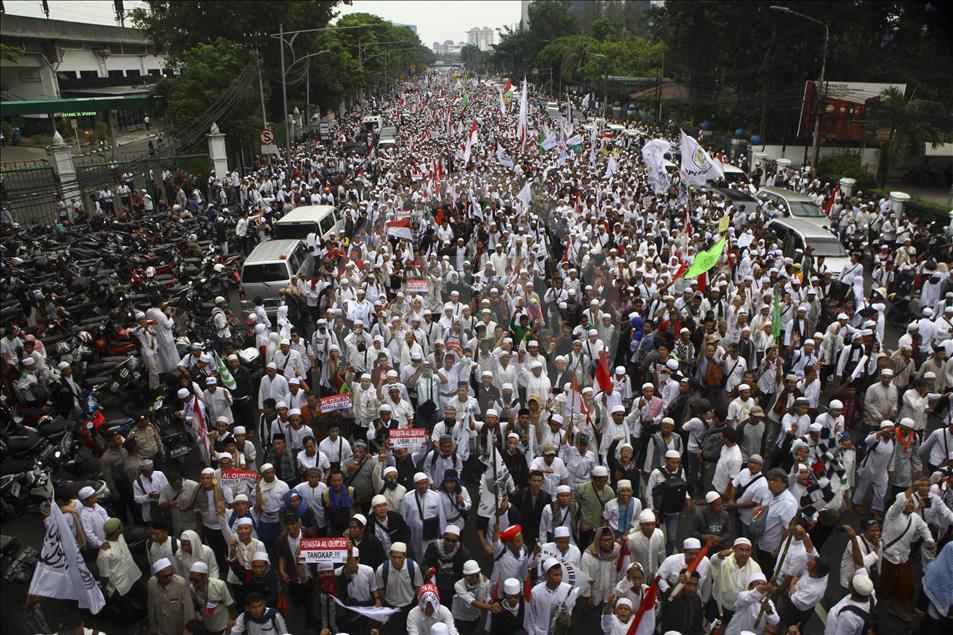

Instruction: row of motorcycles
[0,207,248,528]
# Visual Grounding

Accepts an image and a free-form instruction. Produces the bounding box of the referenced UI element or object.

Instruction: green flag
[684,236,726,279]
[213,350,237,390]
[772,286,782,340]
[461,87,470,108]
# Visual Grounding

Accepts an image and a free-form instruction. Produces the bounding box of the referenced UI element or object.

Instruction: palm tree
[866,87,950,186]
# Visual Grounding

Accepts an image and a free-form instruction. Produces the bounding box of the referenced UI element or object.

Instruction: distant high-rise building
[521,0,530,30]
[465,26,496,51]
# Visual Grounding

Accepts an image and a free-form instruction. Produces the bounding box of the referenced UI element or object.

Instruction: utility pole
[279,22,290,159]
[256,49,267,129]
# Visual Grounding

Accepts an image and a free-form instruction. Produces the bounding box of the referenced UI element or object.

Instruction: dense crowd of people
[5,73,953,635]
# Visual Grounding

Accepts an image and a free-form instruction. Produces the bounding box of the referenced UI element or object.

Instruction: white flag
[641,138,672,194]
[496,143,514,169]
[470,195,484,221]
[581,92,591,110]
[29,504,106,614]
[679,129,724,186]
[498,87,506,117]
[541,133,558,151]
[516,181,532,211]
[604,154,618,180]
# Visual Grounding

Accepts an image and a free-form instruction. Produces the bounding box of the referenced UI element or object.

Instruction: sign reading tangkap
[388,428,427,449]
[299,537,350,563]
[320,394,352,413]
[406,279,429,293]
[220,469,257,489]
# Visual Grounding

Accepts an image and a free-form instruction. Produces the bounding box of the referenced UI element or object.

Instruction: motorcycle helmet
[145,266,156,278]
[78,331,92,343]
[213,263,225,273]
[189,233,198,241]
[172,204,182,212]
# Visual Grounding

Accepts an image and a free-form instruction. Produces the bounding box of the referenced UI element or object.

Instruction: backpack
[652,468,688,514]
[381,557,418,591]
[702,426,726,462]
[242,607,281,632]
[839,602,872,634]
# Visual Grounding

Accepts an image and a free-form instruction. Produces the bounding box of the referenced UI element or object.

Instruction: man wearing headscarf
[407,583,458,634]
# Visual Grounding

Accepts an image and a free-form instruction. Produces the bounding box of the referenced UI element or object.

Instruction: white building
[466,27,496,52]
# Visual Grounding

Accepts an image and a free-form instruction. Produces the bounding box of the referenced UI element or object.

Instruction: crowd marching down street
[4,71,953,635]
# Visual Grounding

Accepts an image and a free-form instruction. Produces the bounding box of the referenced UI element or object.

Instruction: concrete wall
[748,144,882,174]
[0,54,60,100]
[58,47,165,77]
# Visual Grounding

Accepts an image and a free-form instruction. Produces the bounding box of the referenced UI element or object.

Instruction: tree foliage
[460,45,488,76]
[652,1,953,139]
[156,39,263,154]
[865,87,951,184]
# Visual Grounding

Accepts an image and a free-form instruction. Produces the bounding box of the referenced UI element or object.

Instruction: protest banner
[388,428,428,450]
[320,394,352,413]
[299,537,350,564]
[406,279,429,293]
[220,469,257,489]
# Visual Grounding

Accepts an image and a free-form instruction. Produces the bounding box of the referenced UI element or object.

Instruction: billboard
[798,81,906,141]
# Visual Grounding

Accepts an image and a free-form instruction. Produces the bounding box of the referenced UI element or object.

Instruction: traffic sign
[259,128,275,145]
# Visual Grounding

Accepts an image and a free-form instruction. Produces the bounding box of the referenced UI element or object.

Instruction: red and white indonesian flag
[386,218,413,241]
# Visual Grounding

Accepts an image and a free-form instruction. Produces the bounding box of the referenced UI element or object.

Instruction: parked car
[758,187,831,231]
[766,217,850,275]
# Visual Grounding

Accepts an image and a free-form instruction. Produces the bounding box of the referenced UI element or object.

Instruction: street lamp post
[272,23,384,159]
[770,5,829,171]
[591,53,608,118]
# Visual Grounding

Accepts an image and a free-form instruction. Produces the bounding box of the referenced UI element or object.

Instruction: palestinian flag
[502,78,513,104]
[385,218,413,241]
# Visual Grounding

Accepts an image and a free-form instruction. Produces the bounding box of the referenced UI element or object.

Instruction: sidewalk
[0,128,159,164]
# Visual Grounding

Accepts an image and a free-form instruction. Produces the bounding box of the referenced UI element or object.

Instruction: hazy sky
[3,1,522,49]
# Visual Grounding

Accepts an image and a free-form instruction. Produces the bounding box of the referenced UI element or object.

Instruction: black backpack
[652,467,688,514]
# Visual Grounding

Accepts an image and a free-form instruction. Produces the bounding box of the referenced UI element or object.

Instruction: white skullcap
[616,597,633,609]
[617,480,632,491]
[733,537,752,547]
[610,404,626,414]
[737,383,750,391]
[444,524,461,536]
[190,561,209,574]
[382,466,397,477]
[413,472,429,483]
[372,495,388,507]
[201,467,215,476]
[235,517,253,527]
[78,486,96,500]
[639,510,656,523]
[543,557,561,572]
[151,557,173,573]
[641,382,654,390]
[592,465,609,477]
[554,526,571,538]
[206,377,217,385]
[252,551,270,563]
[683,537,702,549]
[503,578,521,595]
[556,485,571,495]
[463,560,482,575]
[260,463,275,472]
[391,542,407,554]
[665,450,681,459]
[880,420,895,429]
[705,491,721,504]
[177,388,190,399]
[829,400,843,409]
[748,572,767,585]
[809,422,823,432]
[852,574,874,596]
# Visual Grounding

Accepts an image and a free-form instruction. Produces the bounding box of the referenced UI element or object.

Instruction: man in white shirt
[96,517,143,617]
[753,468,799,578]
[824,572,876,635]
[713,428,744,495]
[132,459,168,524]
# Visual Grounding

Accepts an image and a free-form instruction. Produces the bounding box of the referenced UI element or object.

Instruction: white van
[241,239,314,313]
[273,205,344,241]
[361,115,382,132]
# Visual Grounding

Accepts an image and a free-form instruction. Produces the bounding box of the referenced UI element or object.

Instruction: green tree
[460,45,487,76]
[866,87,951,186]
[157,39,263,156]
[0,43,24,62]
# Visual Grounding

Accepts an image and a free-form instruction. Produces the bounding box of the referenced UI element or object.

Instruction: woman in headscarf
[581,526,623,608]
[175,529,219,580]
[282,490,318,531]
[613,561,650,610]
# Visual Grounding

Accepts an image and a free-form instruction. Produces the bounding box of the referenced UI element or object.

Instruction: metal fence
[0,159,61,225]
[0,152,212,226]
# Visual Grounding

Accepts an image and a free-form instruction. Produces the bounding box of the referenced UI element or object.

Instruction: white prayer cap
[252,551,270,563]
[485,408,498,417]
[413,472,429,483]
[554,526,571,538]
[899,417,915,428]
[190,561,209,574]
[616,597,633,609]
[372,495,389,507]
[879,420,895,429]
[463,560,481,575]
[177,388,191,399]
[617,480,632,492]
[639,510,656,523]
[641,382,654,390]
[382,466,397,477]
[21,357,35,367]
[233,494,249,503]
[705,491,721,504]
[683,537,702,549]
[503,578,521,595]
[665,450,681,460]
[260,463,275,472]
[391,542,407,554]
[201,467,215,476]
[206,377,217,385]
[809,422,823,432]
[733,537,752,547]
[152,557,173,574]
[556,485,571,495]
[543,557,561,572]
[444,524,461,537]
[352,514,367,526]
[737,383,750,391]
[852,574,874,596]
[611,404,625,414]
[592,465,609,477]
[747,572,767,586]
[78,486,96,500]
[829,400,843,410]
[235,517,253,527]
